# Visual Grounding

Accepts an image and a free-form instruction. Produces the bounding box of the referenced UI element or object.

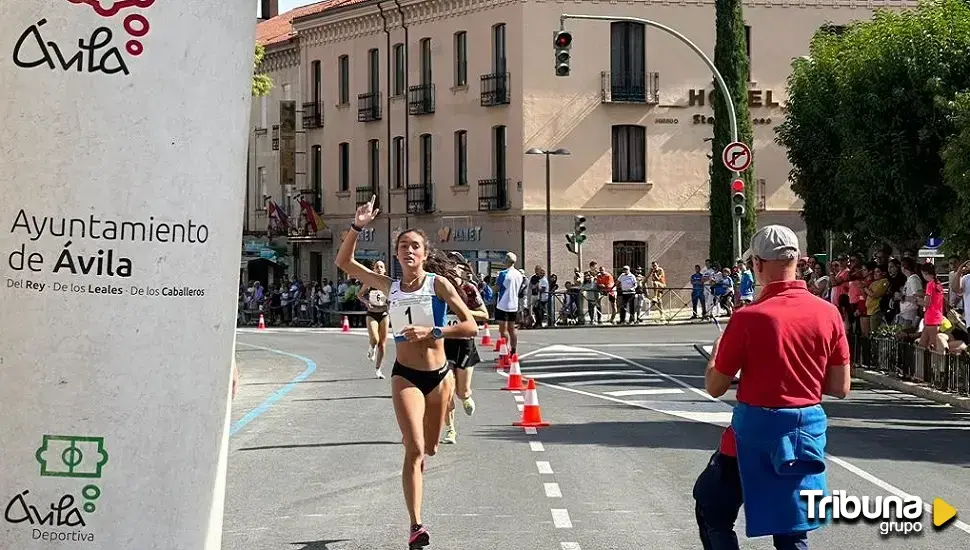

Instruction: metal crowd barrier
[850,335,970,397]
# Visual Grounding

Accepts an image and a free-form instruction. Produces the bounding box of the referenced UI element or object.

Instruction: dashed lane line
[530,441,545,452]
[551,509,573,529]
[536,461,554,474]
[561,543,581,550]
[544,483,563,498]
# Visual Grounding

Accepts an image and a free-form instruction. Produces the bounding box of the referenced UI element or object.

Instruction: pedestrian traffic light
[574,215,587,243]
[731,179,745,217]
[566,233,578,254]
[554,30,572,77]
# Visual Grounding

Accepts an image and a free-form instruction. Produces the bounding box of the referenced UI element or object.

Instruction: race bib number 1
[389,295,434,336]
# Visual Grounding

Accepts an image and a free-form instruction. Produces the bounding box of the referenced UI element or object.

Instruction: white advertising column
[0,1,254,548]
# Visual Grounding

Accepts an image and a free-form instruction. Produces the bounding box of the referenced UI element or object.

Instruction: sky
[279,0,313,12]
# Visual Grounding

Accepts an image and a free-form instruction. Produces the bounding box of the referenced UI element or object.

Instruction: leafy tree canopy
[777,0,970,254]
[253,43,274,97]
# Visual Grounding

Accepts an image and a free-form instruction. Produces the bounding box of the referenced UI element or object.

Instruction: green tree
[942,92,970,255]
[778,0,970,253]
[710,0,756,266]
[776,34,851,253]
[253,43,274,97]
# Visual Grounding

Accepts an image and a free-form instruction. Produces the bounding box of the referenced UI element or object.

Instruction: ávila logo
[12,0,154,75]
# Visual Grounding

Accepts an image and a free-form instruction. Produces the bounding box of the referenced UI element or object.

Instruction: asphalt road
[224,324,970,550]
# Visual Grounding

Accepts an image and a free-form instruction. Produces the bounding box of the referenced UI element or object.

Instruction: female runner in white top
[335,196,477,549]
[357,260,390,378]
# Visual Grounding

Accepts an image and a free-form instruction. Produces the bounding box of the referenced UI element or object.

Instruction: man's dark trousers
[693,451,809,550]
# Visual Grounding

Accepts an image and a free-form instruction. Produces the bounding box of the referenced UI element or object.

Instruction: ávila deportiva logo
[12,0,154,75]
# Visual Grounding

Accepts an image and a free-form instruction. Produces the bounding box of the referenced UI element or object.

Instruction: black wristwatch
[350,223,363,232]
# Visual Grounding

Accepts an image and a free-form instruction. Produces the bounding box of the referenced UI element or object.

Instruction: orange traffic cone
[502,354,527,391]
[481,323,493,346]
[514,379,550,427]
[497,340,509,369]
[341,316,351,333]
[257,314,266,330]
[493,335,504,353]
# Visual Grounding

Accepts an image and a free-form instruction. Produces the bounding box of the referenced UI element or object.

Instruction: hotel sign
[688,88,783,108]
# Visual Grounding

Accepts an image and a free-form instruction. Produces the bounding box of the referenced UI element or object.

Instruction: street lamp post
[526,147,570,326]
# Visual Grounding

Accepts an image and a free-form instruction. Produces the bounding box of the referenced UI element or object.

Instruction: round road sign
[722,141,752,172]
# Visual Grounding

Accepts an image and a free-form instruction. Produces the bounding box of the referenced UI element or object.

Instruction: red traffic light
[555,32,572,48]
[731,179,745,193]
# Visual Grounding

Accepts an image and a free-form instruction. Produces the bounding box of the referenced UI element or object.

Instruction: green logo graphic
[35,435,109,479]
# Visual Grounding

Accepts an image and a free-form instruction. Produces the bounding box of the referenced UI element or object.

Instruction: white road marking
[519,344,970,537]
[585,342,698,348]
[527,370,653,379]
[551,508,573,528]
[564,377,662,387]
[605,388,684,397]
[517,403,525,411]
[514,395,525,402]
[561,543,581,550]
[544,482,562,498]
[524,427,538,435]
[536,461,554,474]
[530,441,545,452]
[521,361,626,369]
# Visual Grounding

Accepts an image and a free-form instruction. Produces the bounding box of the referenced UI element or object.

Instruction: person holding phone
[335,196,477,549]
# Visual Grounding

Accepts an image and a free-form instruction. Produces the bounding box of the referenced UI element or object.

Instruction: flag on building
[299,198,326,233]
[267,199,289,233]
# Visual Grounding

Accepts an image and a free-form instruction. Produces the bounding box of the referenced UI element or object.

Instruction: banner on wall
[0,1,254,548]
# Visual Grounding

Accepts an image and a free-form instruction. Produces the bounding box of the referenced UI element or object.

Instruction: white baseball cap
[744,225,799,261]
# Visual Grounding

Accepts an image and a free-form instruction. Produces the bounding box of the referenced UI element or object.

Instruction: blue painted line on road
[230,341,317,437]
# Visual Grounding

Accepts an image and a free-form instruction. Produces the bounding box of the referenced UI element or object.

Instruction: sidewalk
[694,344,970,412]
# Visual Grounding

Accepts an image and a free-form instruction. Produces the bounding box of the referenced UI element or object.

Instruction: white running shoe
[366,345,376,362]
[462,397,476,416]
[375,368,385,379]
[442,427,457,444]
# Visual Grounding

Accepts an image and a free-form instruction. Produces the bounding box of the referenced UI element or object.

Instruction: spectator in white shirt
[896,257,923,331]
[955,259,970,315]
[617,266,638,324]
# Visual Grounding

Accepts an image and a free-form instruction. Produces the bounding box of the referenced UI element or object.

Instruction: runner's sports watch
[431,327,444,340]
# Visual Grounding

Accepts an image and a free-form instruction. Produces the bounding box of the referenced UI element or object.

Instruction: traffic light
[731,179,745,217]
[554,30,572,77]
[566,233,577,254]
[574,215,587,243]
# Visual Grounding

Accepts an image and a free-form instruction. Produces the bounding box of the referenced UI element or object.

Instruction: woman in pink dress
[919,262,945,350]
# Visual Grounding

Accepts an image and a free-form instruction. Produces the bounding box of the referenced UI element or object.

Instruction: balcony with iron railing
[478,177,510,211]
[302,101,323,128]
[408,83,436,115]
[406,182,436,214]
[480,72,510,107]
[356,186,380,208]
[358,91,382,122]
[600,71,660,104]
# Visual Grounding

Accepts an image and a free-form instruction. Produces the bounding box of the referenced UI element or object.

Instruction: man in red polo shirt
[692,225,851,550]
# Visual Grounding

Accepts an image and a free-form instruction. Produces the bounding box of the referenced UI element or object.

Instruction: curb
[692,345,970,410]
[850,367,970,411]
